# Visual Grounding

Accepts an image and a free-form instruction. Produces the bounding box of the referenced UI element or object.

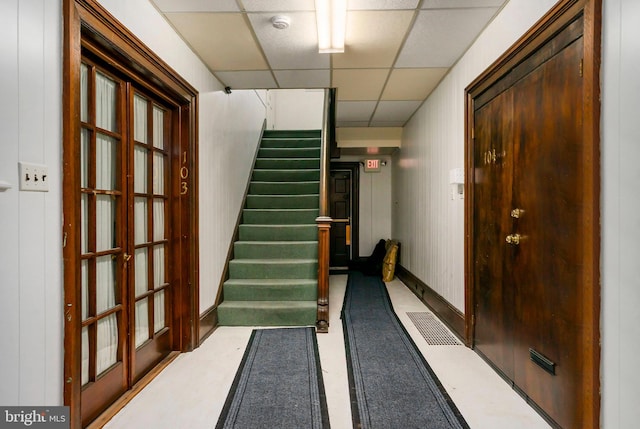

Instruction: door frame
[464,0,601,426]
[329,162,360,267]
[63,1,199,427]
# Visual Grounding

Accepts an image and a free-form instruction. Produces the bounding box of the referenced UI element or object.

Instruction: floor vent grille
[407,312,462,346]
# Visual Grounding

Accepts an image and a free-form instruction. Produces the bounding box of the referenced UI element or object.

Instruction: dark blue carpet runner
[342,271,469,429]
[215,327,330,429]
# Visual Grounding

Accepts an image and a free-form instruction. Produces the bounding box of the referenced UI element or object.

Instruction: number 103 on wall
[181,151,189,195]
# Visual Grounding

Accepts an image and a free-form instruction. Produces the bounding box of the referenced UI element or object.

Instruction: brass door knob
[511,208,524,218]
[506,234,521,245]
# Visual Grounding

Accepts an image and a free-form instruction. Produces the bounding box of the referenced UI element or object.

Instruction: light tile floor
[105,275,551,429]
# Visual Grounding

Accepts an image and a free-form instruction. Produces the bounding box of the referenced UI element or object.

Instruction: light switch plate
[18,162,49,192]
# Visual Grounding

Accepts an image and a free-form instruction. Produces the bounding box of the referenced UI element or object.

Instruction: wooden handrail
[316,88,335,333]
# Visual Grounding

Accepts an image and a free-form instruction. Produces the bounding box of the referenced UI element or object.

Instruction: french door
[79,59,172,426]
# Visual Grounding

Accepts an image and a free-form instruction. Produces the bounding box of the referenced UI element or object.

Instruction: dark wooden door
[472,20,589,429]
[473,87,515,380]
[330,170,351,268]
[510,37,585,428]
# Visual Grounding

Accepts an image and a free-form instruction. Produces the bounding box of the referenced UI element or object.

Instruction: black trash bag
[352,239,387,277]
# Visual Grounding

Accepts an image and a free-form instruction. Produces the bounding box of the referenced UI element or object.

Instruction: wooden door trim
[63,1,199,427]
[464,0,601,427]
[330,162,360,265]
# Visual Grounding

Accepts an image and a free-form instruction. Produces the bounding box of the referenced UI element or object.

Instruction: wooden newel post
[316,216,331,333]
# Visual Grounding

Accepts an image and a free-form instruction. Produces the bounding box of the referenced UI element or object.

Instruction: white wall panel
[392,0,558,312]
[198,90,266,313]
[0,0,64,406]
[0,0,22,406]
[601,0,640,427]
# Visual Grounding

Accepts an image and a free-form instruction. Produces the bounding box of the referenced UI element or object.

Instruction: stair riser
[252,170,320,181]
[260,139,321,149]
[246,195,318,209]
[242,209,319,225]
[229,261,318,279]
[258,148,321,159]
[239,225,317,241]
[234,242,318,259]
[217,306,317,326]
[223,283,317,301]
[254,158,320,169]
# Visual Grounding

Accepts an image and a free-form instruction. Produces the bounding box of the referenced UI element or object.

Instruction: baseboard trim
[395,264,467,344]
[199,305,218,345]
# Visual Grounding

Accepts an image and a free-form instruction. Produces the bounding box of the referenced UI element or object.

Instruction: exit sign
[364,159,381,172]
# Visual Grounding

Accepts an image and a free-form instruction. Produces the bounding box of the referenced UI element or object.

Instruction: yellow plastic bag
[382,242,398,282]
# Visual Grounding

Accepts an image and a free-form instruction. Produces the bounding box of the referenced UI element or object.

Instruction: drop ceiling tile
[242,0,315,12]
[216,71,278,89]
[333,69,389,101]
[395,8,498,67]
[372,100,422,122]
[337,101,377,122]
[166,13,268,70]
[152,0,239,12]
[348,0,420,10]
[381,68,448,100]
[333,10,414,69]
[248,12,329,70]
[274,70,330,88]
[369,121,408,127]
[422,0,505,8]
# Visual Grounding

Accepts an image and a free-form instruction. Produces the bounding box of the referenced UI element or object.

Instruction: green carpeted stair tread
[229,258,318,279]
[259,139,321,149]
[263,129,320,138]
[239,224,317,241]
[223,278,318,301]
[234,241,318,259]
[246,194,319,209]
[258,147,321,159]
[249,181,320,195]
[217,300,317,326]
[254,158,320,169]
[252,169,320,182]
[242,208,319,224]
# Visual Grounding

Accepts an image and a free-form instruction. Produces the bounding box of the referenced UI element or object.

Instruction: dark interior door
[473,87,515,380]
[330,170,351,268]
[510,36,585,428]
[472,19,588,429]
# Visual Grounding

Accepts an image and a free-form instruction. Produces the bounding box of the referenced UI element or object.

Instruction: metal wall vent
[407,312,462,346]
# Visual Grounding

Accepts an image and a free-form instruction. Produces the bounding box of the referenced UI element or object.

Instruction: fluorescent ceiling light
[315,0,346,53]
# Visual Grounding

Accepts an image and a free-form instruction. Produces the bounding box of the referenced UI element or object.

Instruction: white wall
[198,90,266,312]
[0,0,265,407]
[601,0,640,427]
[266,89,325,130]
[392,0,558,312]
[0,0,63,406]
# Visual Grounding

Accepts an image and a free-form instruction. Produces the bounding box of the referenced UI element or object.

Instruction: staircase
[217,130,321,326]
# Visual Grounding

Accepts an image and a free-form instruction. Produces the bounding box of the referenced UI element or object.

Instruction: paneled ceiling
[150,0,507,127]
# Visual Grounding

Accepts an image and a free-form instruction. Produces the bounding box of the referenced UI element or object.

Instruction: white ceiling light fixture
[315,0,347,53]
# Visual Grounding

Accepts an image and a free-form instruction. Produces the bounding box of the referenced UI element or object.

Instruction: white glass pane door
[132,91,169,359]
[79,62,124,387]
